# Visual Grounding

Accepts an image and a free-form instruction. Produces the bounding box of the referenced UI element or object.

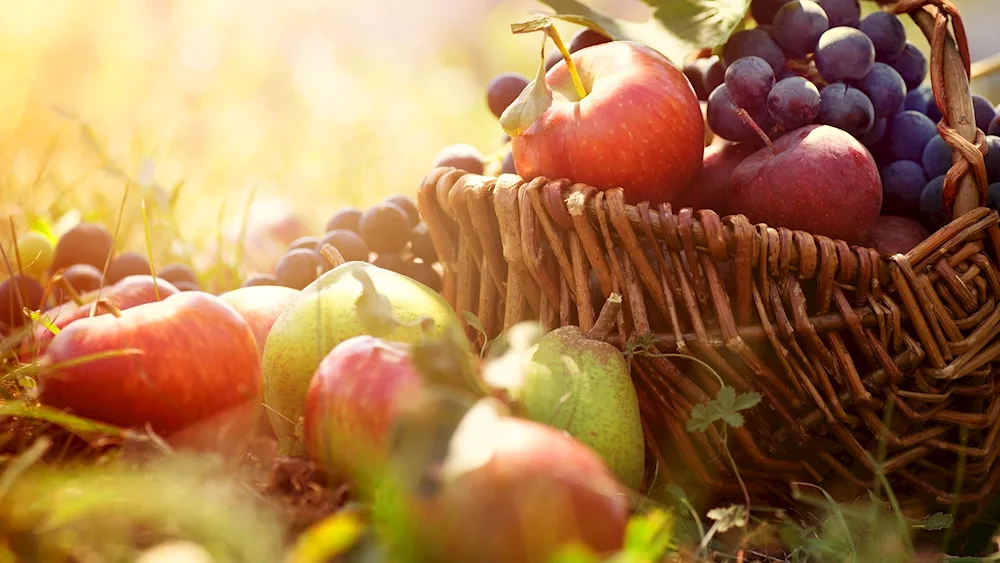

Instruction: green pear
[261,261,468,446]
[516,325,645,491]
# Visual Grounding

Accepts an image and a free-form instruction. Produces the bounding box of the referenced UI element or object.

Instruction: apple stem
[549,27,587,100]
[97,299,123,318]
[736,109,777,155]
[587,293,622,341]
[320,244,346,269]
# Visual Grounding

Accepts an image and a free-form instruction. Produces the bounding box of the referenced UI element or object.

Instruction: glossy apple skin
[728,125,882,245]
[37,291,262,448]
[415,416,630,563]
[673,141,757,214]
[512,41,704,206]
[217,285,299,357]
[304,335,424,485]
[867,215,929,256]
[24,275,179,360]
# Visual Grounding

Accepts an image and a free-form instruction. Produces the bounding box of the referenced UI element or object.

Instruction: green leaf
[720,411,746,429]
[733,390,762,411]
[623,508,677,559]
[499,30,554,138]
[716,385,736,411]
[0,401,146,441]
[916,512,953,531]
[686,385,760,433]
[462,311,485,336]
[707,504,747,533]
[686,403,714,433]
[285,512,364,563]
[644,0,752,53]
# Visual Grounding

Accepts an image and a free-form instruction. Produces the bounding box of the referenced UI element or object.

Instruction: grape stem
[736,109,777,155]
[548,26,588,100]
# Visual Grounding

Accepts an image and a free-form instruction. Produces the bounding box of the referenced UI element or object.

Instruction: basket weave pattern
[418,0,1000,521]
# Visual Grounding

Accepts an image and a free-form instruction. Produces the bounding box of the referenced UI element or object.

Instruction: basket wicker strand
[418,0,1000,526]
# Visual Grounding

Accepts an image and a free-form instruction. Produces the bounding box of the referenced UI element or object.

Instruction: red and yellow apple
[505,40,704,206]
[217,285,299,357]
[37,291,261,451]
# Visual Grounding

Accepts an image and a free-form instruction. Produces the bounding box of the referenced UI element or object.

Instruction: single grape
[921,135,952,179]
[707,84,773,144]
[881,160,928,217]
[50,222,114,273]
[684,56,725,100]
[722,29,787,75]
[569,29,611,53]
[988,183,1000,211]
[172,280,201,292]
[486,72,530,120]
[814,27,874,82]
[773,1,830,59]
[818,83,875,136]
[411,222,438,263]
[288,236,320,252]
[243,274,277,288]
[903,86,930,112]
[372,253,406,273]
[275,249,324,290]
[920,175,946,230]
[767,76,821,129]
[857,62,906,118]
[815,0,861,28]
[886,110,938,161]
[317,229,370,263]
[385,195,421,227]
[986,136,1000,183]
[724,56,775,108]
[860,117,888,146]
[325,208,362,233]
[0,273,45,328]
[106,251,152,285]
[358,202,412,254]
[859,11,906,61]
[887,43,926,91]
[14,232,53,278]
[54,263,103,303]
[973,95,997,134]
[157,263,198,285]
[751,0,794,25]
[403,261,443,292]
[501,150,517,175]
[989,114,1000,137]
[431,144,484,175]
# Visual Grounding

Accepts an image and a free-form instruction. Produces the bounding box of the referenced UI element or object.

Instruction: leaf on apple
[352,268,400,337]
[481,321,545,392]
[440,397,509,483]
[498,30,554,138]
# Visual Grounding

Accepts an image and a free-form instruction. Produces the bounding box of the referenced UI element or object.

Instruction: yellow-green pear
[261,261,468,448]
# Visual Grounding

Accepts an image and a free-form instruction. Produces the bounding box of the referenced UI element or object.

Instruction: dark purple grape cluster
[258,194,444,292]
[695,0,1000,236]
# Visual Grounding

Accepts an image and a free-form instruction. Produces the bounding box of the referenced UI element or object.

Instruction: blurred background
[0,0,996,280]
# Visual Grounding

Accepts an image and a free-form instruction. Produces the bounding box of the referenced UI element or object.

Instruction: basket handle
[885,0,989,220]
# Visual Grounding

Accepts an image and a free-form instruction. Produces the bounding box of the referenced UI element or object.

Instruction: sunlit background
[0,0,996,284]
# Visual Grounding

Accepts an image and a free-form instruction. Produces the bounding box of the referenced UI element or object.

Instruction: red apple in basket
[22,275,179,360]
[36,291,261,453]
[501,29,704,206]
[728,123,881,245]
[866,215,929,256]
[673,141,758,214]
[304,335,425,486]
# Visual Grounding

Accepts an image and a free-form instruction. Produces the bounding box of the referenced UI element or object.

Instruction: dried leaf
[499,30,554,138]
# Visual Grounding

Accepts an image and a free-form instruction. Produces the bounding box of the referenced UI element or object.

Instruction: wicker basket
[417,0,999,525]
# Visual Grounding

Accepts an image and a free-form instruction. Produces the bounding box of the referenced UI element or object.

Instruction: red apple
[217,285,299,357]
[415,414,630,563]
[304,335,425,485]
[37,291,261,451]
[728,124,882,245]
[867,215,929,256]
[674,141,757,214]
[507,40,704,206]
[23,275,179,360]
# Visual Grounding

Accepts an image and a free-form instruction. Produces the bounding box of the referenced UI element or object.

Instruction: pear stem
[320,244,346,269]
[737,109,777,155]
[549,27,587,100]
[587,293,622,341]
